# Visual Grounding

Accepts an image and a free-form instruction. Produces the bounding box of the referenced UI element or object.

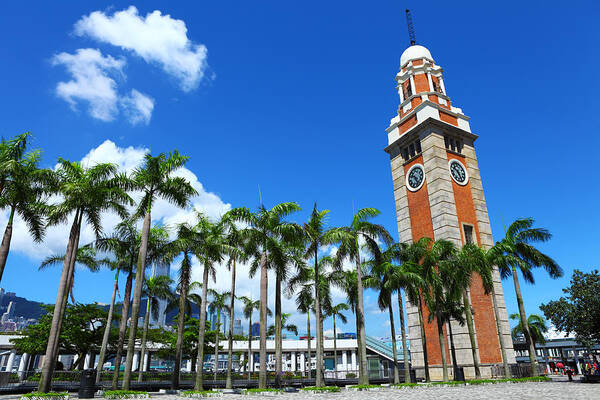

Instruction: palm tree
[295,285,314,377]
[122,150,197,389]
[511,313,548,371]
[451,243,495,379]
[94,259,125,385]
[363,243,415,384]
[222,213,247,389]
[267,313,299,337]
[329,208,393,384]
[326,303,348,377]
[388,243,424,383]
[489,218,562,376]
[436,291,466,381]
[95,219,140,389]
[400,237,435,383]
[138,274,174,381]
[39,245,107,303]
[421,239,458,382]
[229,202,301,388]
[208,289,231,381]
[239,296,271,380]
[0,132,30,199]
[39,160,131,393]
[167,223,198,390]
[302,204,336,387]
[192,215,234,391]
[0,144,48,282]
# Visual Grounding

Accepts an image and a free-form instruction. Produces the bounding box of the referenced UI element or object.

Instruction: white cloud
[53,48,125,121]
[3,140,230,261]
[53,49,154,124]
[120,89,154,125]
[74,6,209,91]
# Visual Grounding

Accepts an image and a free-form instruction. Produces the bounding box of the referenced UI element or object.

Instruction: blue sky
[1,1,599,338]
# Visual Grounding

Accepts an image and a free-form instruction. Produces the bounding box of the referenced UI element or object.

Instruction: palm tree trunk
[226,258,236,389]
[247,314,252,381]
[490,283,511,378]
[314,249,324,387]
[194,262,210,390]
[512,267,538,376]
[39,210,81,392]
[462,290,481,378]
[112,269,134,389]
[171,257,189,390]
[258,252,268,389]
[436,311,449,382]
[333,316,338,378]
[275,271,282,387]
[417,297,430,382]
[137,298,152,382]
[397,292,410,383]
[355,254,369,385]
[354,307,361,377]
[96,269,119,384]
[447,320,459,380]
[214,312,220,382]
[306,313,311,378]
[0,206,15,283]
[387,301,400,384]
[123,209,152,389]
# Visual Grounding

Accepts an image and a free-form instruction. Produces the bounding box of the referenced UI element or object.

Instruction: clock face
[406,164,425,191]
[449,159,468,185]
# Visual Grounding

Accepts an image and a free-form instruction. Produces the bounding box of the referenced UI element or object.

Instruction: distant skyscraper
[233,319,243,336]
[251,322,260,337]
[148,263,171,328]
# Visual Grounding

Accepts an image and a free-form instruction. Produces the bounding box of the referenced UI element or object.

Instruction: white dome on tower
[400,45,434,67]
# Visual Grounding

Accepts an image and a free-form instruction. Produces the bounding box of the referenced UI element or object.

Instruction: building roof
[400,45,434,67]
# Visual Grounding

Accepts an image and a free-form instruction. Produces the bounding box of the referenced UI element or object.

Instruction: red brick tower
[385,44,515,379]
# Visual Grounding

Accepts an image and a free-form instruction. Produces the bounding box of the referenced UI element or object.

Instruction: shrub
[241,388,283,395]
[345,373,356,379]
[348,384,381,390]
[103,390,149,399]
[300,387,341,393]
[21,392,68,400]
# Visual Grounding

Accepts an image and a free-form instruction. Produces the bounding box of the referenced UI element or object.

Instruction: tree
[364,242,420,384]
[541,269,600,346]
[0,133,30,200]
[138,274,174,382]
[230,202,301,388]
[122,150,197,389]
[302,203,336,387]
[0,139,49,282]
[191,214,234,391]
[239,296,271,381]
[488,217,562,376]
[39,245,107,303]
[95,219,140,389]
[295,284,314,377]
[167,223,198,389]
[329,208,393,384]
[326,303,348,377]
[222,212,247,389]
[13,304,116,370]
[510,313,548,346]
[267,313,299,337]
[39,160,132,392]
[208,289,231,381]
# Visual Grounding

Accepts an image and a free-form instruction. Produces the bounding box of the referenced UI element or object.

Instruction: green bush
[345,372,356,378]
[103,390,149,399]
[301,386,341,393]
[391,383,419,388]
[349,384,381,390]
[21,392,68,399]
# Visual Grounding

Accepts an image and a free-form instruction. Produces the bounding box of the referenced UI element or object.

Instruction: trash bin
[409,369,417,383]
[454,367,465,382]
[78,369,97,399]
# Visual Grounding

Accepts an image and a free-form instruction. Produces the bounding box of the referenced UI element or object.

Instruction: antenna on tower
[405,9,416,46]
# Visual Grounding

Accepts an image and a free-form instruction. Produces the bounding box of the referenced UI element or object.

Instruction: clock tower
[385,44,516,379]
